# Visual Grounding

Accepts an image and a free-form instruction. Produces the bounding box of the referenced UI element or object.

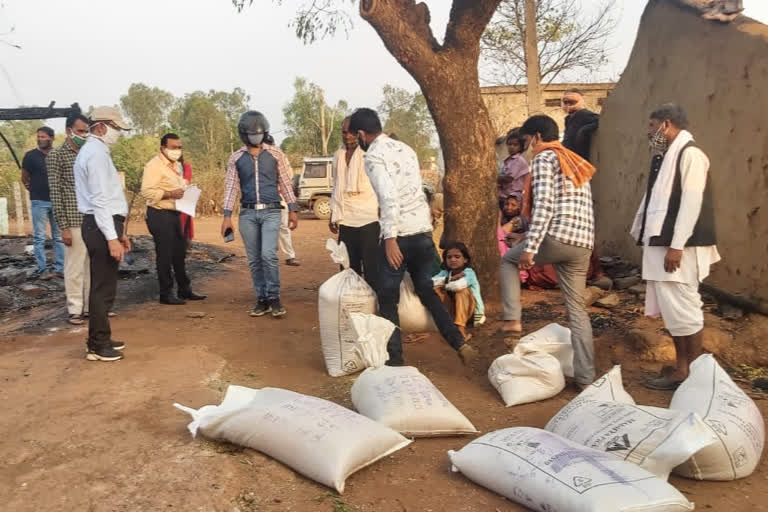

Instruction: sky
[1,0,766,141]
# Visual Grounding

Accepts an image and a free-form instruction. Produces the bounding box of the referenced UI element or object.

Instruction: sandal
[644,375,683,391]
[68,314,85,326]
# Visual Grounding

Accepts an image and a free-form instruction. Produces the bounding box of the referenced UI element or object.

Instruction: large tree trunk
[524,0,544,114]
[361,0,502,301]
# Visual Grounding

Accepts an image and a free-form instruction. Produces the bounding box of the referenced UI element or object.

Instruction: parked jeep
[296,156,334,219]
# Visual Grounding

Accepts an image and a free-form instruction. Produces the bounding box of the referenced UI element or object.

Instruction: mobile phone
[124,251,134,265]
[223,227,235,243]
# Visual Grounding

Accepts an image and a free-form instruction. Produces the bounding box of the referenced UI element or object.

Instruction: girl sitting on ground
[432,242,485,341]
[499,192,529,251]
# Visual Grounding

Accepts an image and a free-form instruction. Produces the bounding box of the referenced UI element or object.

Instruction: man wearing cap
[221,111,298,318]
[73,106,132,362]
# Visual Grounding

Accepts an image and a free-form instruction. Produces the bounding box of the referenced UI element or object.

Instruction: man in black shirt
[22,126,65,279]
[561,88,599,163]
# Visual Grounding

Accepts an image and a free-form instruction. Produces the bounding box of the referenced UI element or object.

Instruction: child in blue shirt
[432,241,486,341]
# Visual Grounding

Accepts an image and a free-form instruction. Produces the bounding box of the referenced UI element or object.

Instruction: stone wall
[481,83,614,137]
[592,0,768,303]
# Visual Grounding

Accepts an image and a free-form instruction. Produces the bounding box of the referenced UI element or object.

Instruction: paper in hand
[176,185,202,217]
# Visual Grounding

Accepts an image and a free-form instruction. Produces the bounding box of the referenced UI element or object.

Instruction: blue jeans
[31,200,65,273]
[377,232,465,365]
[239,208,282,302]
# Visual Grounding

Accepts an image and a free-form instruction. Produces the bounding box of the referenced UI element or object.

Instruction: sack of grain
[174,386,411,493]
[351,365,477,437]
[487,346,565,406]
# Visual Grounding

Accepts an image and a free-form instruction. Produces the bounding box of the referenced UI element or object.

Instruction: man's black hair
[348,108,382,134]
[161,133,181,147]
[37,126,54,138]
[565,87,584,96]
[650,103,689,129]
[65,114,90,129]
[519,115,559,142]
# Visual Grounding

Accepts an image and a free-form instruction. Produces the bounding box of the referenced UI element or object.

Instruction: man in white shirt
[74,106,132,362]
[329,116,379,290]
[630,104,720,390]
[348,107,478,367]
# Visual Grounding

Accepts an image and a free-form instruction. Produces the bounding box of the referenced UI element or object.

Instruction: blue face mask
[247,133,264,146]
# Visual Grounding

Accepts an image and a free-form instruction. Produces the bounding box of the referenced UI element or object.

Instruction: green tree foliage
[120,83,175,136]
[111,135,159,194]
[0,120,42,212]
[378,85,437,166]
[281,77,348,164]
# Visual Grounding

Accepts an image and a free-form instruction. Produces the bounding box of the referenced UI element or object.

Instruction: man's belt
[241,202,282,210]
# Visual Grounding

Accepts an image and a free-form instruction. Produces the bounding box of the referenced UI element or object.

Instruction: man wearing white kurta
[631,104,720,390]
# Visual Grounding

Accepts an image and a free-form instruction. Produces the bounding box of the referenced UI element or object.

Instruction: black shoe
[249,301,272,317]
[86,346,123,362]
[179,290,207,300]
[270,300,286,318]
[111,340,126,351]
[160,296,186,305]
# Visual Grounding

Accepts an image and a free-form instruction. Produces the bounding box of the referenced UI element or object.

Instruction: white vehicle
[296,157,334,219]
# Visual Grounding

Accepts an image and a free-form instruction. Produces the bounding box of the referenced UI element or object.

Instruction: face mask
[165,149,182,162]
[648,124,668,154]
[96,124,121,147]
[38,139,52,150]
[71,133,88,148]
[357,134,370,152]
[247,133,264,146]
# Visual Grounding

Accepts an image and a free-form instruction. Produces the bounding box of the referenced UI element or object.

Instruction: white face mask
[165,148,182,162]
[96,124,121,146]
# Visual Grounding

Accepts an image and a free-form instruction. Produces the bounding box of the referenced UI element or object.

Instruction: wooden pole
[0,197,8,235]
[524,0,544,115]
[12,182,24,235]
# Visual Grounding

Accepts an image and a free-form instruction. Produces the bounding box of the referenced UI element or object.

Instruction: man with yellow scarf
[500,114,596,389]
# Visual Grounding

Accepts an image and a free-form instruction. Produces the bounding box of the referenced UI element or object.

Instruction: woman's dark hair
[441,241,472,270]
[505,128,525,150]
[520,114,559,142]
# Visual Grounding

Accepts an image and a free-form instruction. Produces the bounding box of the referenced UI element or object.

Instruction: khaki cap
[89,106,132,130]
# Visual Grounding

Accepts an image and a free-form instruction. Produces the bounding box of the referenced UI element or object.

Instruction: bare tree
[481,0,618,87]
[234,0,503,297]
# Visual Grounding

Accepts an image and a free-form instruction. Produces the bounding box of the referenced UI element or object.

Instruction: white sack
[578,365,636,404]
[351,365,477,437]
[671,354,765,481]
[517,322,574,377]
[398,272,438,333]
[448,427,694,512]
[174,386,411,493]
[546,401,718,479]
[349,312,393,368]
[319,239,378,376]
[488,346,565,407]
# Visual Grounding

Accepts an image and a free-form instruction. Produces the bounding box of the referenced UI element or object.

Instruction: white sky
[1,0,766,141]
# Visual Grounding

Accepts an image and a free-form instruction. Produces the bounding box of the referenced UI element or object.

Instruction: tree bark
[524,0,544,115]
[361,0,503,301]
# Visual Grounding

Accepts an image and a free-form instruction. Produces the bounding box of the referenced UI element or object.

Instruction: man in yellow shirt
[141,133,206,305]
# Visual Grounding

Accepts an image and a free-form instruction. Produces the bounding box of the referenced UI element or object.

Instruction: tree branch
[443,0,504,52]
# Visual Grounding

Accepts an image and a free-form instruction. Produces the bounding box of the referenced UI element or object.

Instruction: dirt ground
[1,218,766,512]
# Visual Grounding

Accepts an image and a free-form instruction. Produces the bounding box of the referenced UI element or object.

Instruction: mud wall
[593,0,768,303]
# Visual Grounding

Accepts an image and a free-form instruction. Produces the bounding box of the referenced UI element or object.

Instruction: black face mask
[357,134,370,152]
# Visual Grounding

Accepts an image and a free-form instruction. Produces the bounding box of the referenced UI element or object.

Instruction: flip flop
[644,375,683,391]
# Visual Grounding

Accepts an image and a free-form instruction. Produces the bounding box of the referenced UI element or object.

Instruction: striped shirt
[222,144,297,216]
[46,140,83,230]
[524,149,594,254]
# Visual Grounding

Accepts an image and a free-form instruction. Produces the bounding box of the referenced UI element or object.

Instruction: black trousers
[338,221,380,291]
[82,214,122,350]
[146,207,190,298]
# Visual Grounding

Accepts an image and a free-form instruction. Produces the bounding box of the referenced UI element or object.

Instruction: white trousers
[278,207,295,260]
[64,227,91,315]
[645,280,704,337]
